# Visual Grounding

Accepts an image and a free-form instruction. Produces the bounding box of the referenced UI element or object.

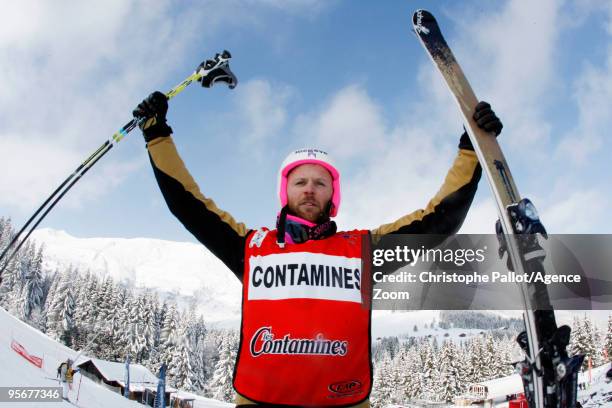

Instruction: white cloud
[287,84,461,230]
[0,1,207,213]
[542,189,608,233]
[556,48,612,164]
[0,0,330,214]
[232,79,294,149]
[246,0,334,16]
[460,199,499,234]
[292,85,388,160]
[0,133,144,211]
[451,0,561,153]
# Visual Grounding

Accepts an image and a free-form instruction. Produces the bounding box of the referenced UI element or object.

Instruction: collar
[276,206,337,247]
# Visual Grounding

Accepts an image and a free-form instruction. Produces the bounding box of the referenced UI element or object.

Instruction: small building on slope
[77,357,175,406]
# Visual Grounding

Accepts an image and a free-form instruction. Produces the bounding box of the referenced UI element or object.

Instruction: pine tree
[20,245,45,323]
[46,270,71,341]
[207,331,238,402]
[437,341,462,402]
[456,341,471,393]
[158,302,180,383]
[109,285,130,360]
[73,273,97,349]
[398,344,422,403]
[201,330,223,390]
[126,292,147,362]
[571,315,598,370]
[139,292,156,362]
[59,286,77,347]
[370,352,394,407]
[391,344,421,403]
[168,315,195,390]
[160,302,179,346]
[40,269,61,333]
[605,314,612,362]
[419,339,439,402]
[190,314,208,391]
[0,225,24,311]
[498,336,518,377]
[154,299,167,349]
[466,337,484,384]
[183,305,207,392]
[0,218,18,304]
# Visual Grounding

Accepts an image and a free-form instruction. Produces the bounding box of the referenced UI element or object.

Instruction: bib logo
[250,327,348,357]
[328,380,363,395]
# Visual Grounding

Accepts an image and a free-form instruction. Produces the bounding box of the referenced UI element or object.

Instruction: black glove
[459,101,503,150]
[133,91,173,143]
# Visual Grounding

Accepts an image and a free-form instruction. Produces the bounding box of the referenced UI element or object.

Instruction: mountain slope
[31,228,241,324]
[0,307,233,408]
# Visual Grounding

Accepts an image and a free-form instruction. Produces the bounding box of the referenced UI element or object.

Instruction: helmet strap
[276,206,289,248]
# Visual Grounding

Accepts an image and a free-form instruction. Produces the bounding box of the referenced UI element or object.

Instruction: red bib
[233,229,372,406]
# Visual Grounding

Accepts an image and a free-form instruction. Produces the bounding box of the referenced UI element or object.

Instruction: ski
[411,9,583,408]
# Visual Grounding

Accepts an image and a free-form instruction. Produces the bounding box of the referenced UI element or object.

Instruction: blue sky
[0,0,610,243]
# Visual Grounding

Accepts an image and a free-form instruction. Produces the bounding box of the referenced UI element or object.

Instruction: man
[134,79,502,406]
[57,358,79,401]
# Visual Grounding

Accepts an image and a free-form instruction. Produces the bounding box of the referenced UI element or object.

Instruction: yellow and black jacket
[146,135,481,282]
[147,135,480,407]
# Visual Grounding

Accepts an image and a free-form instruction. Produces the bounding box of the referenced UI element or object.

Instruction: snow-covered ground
[0,307,230,408]
[1,305,610,408]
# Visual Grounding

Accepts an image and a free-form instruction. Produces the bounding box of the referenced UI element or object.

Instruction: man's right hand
[133,91,173,142]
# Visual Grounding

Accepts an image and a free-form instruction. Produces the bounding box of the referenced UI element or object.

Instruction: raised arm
[135,91,250,281]
[371,147,481,236]
[371,101,503,237]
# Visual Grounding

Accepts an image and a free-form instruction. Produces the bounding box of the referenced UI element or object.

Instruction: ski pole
[76,373,83,402]
[0,50,237,282]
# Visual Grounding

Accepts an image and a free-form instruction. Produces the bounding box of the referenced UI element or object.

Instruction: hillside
[0,306,231,407]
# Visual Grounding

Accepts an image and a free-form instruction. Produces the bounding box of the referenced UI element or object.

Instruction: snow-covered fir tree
[46,269,73,341]
[184,305,207,392]
[73,273,97,349]
[419,339,440,402]
[138,291,156,363]
[605,314,612,361]
[437,340,463,402]
[126,292,149,362]
[201,328,224,392]
[370,352,394,407]
[482,333,502,380]
[168,314,195,390]
[570,315,600,370]
[390,344,421,402]
[158,302,181,382]
[19,245,45,323]
[207,330,238,402]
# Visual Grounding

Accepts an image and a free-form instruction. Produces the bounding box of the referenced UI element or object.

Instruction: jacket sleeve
[146,136,251,282]
[371,149,481,236]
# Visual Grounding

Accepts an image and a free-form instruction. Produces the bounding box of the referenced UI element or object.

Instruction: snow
[0,306,232,408]
[30,228,241,324]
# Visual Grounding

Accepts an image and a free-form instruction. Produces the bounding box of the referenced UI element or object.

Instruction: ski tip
[412,9,436,35]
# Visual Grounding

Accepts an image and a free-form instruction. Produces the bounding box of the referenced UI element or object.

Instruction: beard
[288,200,331,224]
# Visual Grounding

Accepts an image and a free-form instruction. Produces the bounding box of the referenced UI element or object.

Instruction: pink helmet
[278,148,341,217]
